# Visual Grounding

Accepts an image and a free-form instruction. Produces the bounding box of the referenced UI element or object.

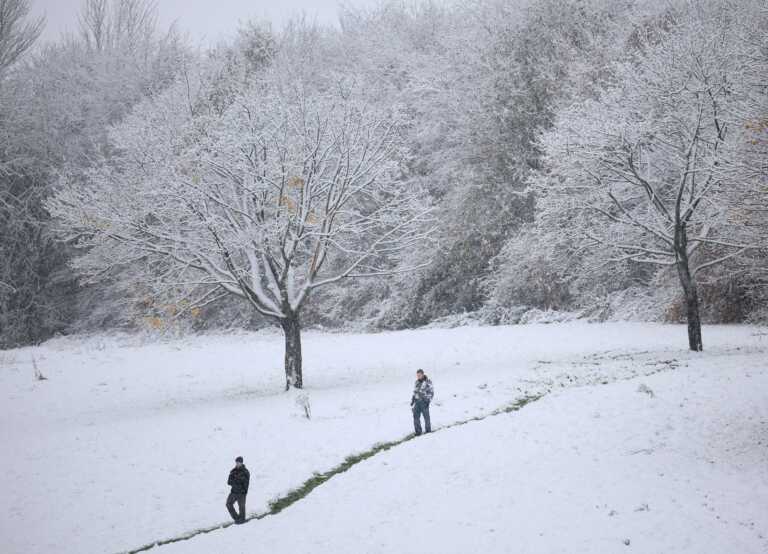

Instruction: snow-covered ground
[1,322,766,553]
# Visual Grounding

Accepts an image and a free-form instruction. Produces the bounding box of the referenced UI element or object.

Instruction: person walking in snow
[411,369,434,435]
[226,456,250,524]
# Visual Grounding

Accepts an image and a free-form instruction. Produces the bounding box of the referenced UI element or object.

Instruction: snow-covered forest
[2,0,765,364]
[1,2,767,552]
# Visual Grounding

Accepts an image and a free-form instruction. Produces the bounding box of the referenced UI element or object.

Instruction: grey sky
[31,0,380,45]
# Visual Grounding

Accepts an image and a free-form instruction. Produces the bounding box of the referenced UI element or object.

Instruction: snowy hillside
[1,322,767,553]
[162,343,768,554]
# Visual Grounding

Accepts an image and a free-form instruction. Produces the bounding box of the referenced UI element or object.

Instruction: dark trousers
[226,492,246,522]
[413,400,431,435]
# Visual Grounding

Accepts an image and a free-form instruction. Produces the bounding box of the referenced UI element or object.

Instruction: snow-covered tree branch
[50,39,435,388]
[0,0,43,73]
[535,3,767,350]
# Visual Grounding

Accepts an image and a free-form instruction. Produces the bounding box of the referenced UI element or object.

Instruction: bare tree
[0,0,44,73]
[50,58,434,389]
[79,0,158,53]
[536,4,766,351]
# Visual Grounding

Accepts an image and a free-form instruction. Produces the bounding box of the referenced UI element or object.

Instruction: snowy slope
[0,323,766,553]
[160,349,768,554]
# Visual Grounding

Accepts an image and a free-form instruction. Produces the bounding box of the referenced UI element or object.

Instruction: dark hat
[235,456,243,463]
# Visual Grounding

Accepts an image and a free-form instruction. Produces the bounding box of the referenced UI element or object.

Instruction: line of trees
[1,0,766,385]
[1,0,182,346]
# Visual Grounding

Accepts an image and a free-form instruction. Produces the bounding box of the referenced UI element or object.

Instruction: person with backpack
[411,369,434,435]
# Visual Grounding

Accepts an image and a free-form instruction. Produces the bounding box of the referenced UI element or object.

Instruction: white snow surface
[1,322,767,553]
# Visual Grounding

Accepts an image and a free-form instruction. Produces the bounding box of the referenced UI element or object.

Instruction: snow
[162,349,768,554]
[1,323,767,553]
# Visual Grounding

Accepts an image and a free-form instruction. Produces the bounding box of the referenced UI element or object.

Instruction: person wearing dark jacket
[226,456,250,523]
[411,369,434,435]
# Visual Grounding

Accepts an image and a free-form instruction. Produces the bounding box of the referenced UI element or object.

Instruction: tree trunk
[674,226,703,352]
[280,314,303,389]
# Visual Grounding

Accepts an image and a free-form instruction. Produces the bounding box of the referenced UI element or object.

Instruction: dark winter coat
[228,465,250,495]
[412,376,434,404]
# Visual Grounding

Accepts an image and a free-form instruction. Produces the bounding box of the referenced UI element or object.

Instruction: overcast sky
[31,0,380,45]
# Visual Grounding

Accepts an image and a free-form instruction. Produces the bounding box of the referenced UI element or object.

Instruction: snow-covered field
[1,322,767,553]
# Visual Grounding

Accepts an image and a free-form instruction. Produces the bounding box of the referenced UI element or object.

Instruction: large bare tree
[536,4,766,351]
[51,54,434,388]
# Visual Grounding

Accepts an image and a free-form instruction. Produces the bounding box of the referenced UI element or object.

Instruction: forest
[1,0,766,377]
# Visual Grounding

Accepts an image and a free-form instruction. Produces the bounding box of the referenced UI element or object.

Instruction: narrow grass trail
[123,394,542,553]
[121,353,694,553]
